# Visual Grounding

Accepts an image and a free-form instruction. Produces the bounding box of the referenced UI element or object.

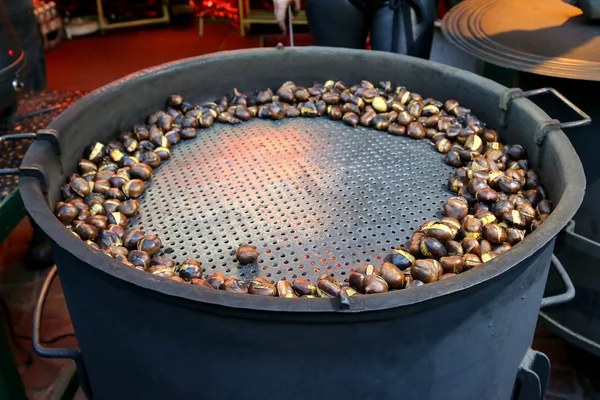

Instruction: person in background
[273,0,437,60]
[4,0,53,268]
[4,0,46,91]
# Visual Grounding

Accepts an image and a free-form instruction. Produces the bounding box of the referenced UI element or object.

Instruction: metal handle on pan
[540,255,576,309]
[33,266,94,399]
[0,134,37,176]
[512,348,550,400]
[520,88,591,129]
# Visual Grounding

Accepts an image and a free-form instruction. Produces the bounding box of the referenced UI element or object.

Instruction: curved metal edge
[33,266,93,399]
[513,349,550,400]
[538,310,600,357]
[440,0,600,81]
[540,255,576,309]
[564,219,600,259]
[18,48,585,316]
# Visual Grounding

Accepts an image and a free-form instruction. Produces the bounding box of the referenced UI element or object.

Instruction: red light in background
[8,49,14,56]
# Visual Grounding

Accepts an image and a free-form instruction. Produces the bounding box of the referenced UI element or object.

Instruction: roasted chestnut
[420,237,447,259]
[440,256,464,274]
[223,277,248,294]
[379,262,405,289]
[363,275,389,294]
[235,243,259,264]
[122,179,145,199]
[248,277,276,296]
[292,278,317,296]
[130,163,153,181]
[176,259,203,280]
[444,196,469,220]
[130,234,159,256]
[276,280,297,298]
[411,259,442,283]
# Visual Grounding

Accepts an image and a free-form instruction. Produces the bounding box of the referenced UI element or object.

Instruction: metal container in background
[441,0,600,358]
[516,73,600,357]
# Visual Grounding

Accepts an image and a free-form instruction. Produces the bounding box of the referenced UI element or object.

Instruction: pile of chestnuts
[54,79,552,298]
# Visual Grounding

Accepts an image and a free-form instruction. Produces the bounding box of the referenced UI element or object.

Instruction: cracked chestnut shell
[107,212,128,228]
[420,237,447,259]
[128,249,150,269]
[276,280,297,298]
[482,223,507,244]
[206,272,226,290]
[411,259,442,283]
[355,264,380,276]
[248,277,276,296]
[122,179,145,199]
[176,259,203,280]
[440,256,464,274]
[138,234,162,256]
[388,246,415,269]
[223,277,249,294]
[118,199,139,217]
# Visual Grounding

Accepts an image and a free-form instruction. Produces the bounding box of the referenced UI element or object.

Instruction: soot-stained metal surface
[128,118,455,284]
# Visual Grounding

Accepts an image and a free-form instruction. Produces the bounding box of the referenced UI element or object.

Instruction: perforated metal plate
[128,118,455,284]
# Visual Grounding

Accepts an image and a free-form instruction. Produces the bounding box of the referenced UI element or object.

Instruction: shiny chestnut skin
[420,237,447,259]
[388,246,415,269]
[107,212,128,228]
[206,272,226,290]
[118,199,139,217]
[276,280,297,298]
[445,240,464,256]
[482,223,507,244]
[355,264,379,276]
[128,250,151,269]
[223,277,249,294]
[130,163,153,181]
[176,259,203,280]
[411,259,442,283]
[421,223,453,242]
[248,277,276,296]
[122,179,145,199]
[56,203,79,225]
[292,278,317,296]
[444,196,469,220]
[462,237,481,257]
[137,234,162,256]
[440,256,464,274]
[349,272,366,293]
[235,243,259,264]
[363,275,389,294]
[463,253,482,271]
[379,262,406,290]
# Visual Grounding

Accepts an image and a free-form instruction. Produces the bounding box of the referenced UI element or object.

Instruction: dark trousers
[305,0,437,59]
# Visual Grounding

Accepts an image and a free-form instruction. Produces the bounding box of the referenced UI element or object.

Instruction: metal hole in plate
[128,118,454,283]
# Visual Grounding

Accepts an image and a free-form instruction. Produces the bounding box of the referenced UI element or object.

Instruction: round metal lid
[442,0,600,81]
